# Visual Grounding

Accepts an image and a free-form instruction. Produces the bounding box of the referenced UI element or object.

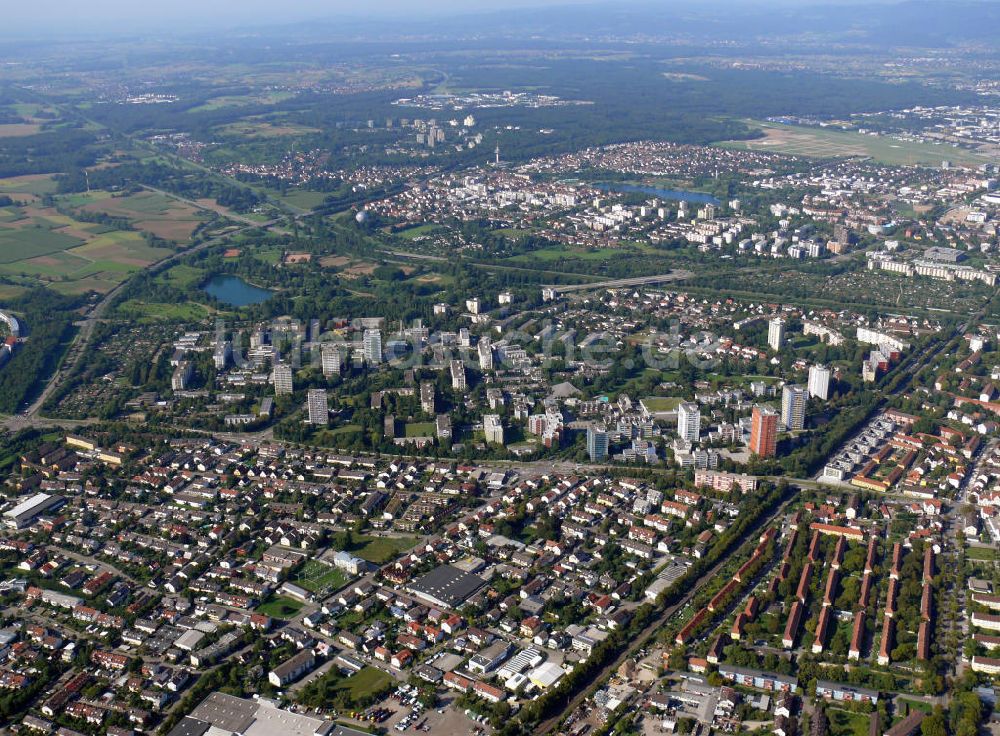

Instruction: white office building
[677,402,701,442]
[808,364,831,400]
[768,318,786,351]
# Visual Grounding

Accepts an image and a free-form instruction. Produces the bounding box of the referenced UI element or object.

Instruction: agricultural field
[257,187,329,211]
[0,101,65,139]
[721,120,990,166]
[0,181,236,294]
[0,173,59,198]
[0,123,43,138]
[187,90,298,113]
[0,202,176,294]
[77,190,209,243]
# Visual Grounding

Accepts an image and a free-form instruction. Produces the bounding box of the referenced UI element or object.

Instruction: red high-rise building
[750,406,779,458]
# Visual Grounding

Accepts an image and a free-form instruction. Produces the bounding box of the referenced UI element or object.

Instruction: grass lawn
[350,535,420,565]
[272,189,328,211]
[116,300,212,322]
[895,699,933,716]
[827,708,873,736]
[296,560,352,594]
[405,421,436,438]
[397,223,440,240]
[161,264,206,288]
[505,245,624,264]
[111,192,174,215]
[495,227,532,239]
[641,397,683,412]
[257,595,304,619]
[332,424,363,434]
[0,284,27,300]
[299,665,393,711]
[338,666,392,704]
[966,545,996,561]
[251,246,285,265]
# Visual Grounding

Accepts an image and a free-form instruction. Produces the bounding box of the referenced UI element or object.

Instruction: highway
[542,270,695,292]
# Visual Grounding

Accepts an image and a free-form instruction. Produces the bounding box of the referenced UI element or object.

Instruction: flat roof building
[407,564,487,609]
[4,493,66,529]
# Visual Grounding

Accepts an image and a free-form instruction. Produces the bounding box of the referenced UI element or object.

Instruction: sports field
[721,120,990,166]
[296,559,353,595]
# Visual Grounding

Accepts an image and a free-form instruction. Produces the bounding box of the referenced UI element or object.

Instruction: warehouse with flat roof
[406,564,488,609]
[3,493,65,529]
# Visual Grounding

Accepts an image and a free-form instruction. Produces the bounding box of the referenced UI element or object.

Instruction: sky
[6,0,584,31]
[4,0,897,34]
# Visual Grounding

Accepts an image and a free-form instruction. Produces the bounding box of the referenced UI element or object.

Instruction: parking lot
[345,685,492,736]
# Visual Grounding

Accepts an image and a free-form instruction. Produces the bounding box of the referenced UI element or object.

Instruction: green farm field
[79,190,208,242]
[0,174,59,197]
[0,201,175,293]
[0,227,83,262]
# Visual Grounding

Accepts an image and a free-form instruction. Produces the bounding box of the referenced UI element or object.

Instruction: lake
[595,183,721,206]
[203,275,272,307]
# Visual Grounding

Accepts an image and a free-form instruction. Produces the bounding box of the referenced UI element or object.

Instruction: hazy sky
[5,0,887,34]
[5,0,589,31]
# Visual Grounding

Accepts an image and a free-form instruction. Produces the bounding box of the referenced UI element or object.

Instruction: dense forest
[0,288,82,413]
